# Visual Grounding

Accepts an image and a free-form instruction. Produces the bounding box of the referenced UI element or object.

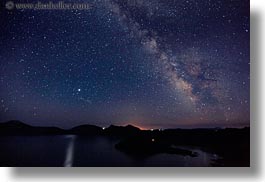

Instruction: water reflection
[0,135,219,167]
[64,135,76,167]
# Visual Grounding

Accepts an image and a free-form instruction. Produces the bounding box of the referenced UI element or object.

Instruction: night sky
[0,0,249,129]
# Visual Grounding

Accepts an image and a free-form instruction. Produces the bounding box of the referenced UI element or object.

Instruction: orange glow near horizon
[126,123,149,130]
[114,121,152,130]
[121,122,161,131]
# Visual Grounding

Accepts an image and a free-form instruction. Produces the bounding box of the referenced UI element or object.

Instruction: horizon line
[0,120,250,131]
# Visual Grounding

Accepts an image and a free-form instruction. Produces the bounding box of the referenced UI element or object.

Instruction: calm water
[0,135,219,167]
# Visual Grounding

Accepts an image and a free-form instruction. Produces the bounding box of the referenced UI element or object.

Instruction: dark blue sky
[0,0,249,129]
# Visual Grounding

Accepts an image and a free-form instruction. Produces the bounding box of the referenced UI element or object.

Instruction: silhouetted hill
[0,120,32,129]
[69,124,102,135]
[0,120,65,135]
[0,121,141,136]
[104,124,141,136]
[0,120,250,166]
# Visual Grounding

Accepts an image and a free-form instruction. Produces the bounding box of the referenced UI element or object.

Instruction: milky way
[0,0,249,129]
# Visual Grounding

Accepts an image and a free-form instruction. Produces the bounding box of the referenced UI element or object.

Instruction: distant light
[150,129,154,131]
[102,127,105,130]
[77,88,81,92]
[151,139,155,142]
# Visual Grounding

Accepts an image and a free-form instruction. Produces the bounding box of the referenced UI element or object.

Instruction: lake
[0,135,219,167]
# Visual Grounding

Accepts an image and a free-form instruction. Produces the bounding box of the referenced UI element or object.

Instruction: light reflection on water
[0,135,219,167]
[64,135,76,167]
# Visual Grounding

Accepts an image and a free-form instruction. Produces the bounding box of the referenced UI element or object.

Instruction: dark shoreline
[0,120,250,167]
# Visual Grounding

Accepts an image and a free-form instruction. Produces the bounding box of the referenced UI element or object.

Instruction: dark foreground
[0,121,250,167]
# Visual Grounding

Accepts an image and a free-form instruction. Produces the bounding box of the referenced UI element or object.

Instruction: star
[0,0,249,129]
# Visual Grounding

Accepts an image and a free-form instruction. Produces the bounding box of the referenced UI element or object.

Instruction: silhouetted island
[0,120,250,166]
[115,136,198,157]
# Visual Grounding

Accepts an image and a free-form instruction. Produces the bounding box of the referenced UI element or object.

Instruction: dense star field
[0,0,249,129]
